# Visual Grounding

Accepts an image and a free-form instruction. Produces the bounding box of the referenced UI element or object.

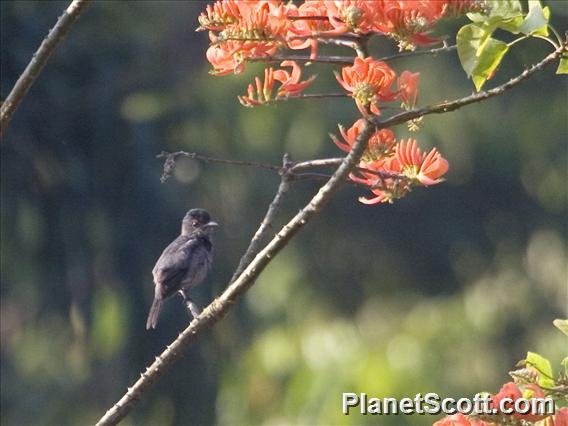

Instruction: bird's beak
[203,221,219,229]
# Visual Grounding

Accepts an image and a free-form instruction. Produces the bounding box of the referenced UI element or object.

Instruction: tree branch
[229,154,293,283]
[247,41,455,67]
[376,43,457,62]
[248,54,355,65]
[0,0,92,138]
[96,120,374,426]
[156,151,281,183]
[374,41,566,129]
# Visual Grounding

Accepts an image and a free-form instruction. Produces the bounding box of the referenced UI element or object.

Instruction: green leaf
[561,357,568,375]
[553,318,568,336]
[457,23,510,90]
[457,24,489,76]
[519,0,549,35]
[526,352,555,388]
[472,38,509,91]
[556,58,568,75]
[533,7,551,36]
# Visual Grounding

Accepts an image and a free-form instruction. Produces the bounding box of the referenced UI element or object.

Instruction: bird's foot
[185,299,202,318]
[179,290,202,319]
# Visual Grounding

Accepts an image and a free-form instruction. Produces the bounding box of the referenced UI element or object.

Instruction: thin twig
[292,172,335,180]
[376,43,457,62]
[289,93,348,100]
[156,151,281,183]
[355,166,406,180]
[286,33,365,50]
[353,33,371,58]
[287,15,329,21]
[157,151,346,183]
[287,32,363,42]
[229,154,293,283]
[95,120,375,426]
[248,54,355,65]
[0,0,92,137]
[291,157,343,171]
[248,42,454,67]
[247,44,456,66]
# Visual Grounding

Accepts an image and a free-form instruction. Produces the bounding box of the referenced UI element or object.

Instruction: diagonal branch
[374,41,566,129]
[229,154,293,283]
[0,0,92,138]
[95,119,375,426]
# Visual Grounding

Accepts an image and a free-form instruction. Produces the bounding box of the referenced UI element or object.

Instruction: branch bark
[0,0,92,138]
[229,154,293,282]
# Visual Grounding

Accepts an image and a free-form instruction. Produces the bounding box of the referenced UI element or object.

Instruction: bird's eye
[192,220,198,227]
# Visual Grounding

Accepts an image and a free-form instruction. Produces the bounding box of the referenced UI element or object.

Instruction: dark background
[1,1,566,425]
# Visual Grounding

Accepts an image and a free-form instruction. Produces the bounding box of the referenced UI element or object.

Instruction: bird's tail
[146,297,163,330]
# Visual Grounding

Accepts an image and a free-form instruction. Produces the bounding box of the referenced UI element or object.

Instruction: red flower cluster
[331,119,448,204]
[490,382,548,423]
[238,61,316,106]
[336,57,419,115]
[198,1,469,206]
[200,0,483,74]
[202,1,291,75]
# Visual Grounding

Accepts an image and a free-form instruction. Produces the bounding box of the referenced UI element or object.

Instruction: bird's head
[182,208,219,236]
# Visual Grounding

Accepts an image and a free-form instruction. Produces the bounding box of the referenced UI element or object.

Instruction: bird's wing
[152,236,211,299]
[181,238,213,289]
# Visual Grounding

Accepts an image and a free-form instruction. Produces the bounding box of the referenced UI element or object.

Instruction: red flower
[515,384,548,422]
[335,57,397,115]
[204,1,291,75]
[488,382,549,422]
[331,118,395,160]
[330,121,448,205]
[490,382,523,414]
[238,61,315,106]
[395,139,449,185]
[349,155,414,205]
[217,1,289,43]
[372,0,445,50]
[323,0,379,34]
[349,158,408,205]
[273,61,315,95]
[206,38,277,75]
[398,70,420,110]
[286,1,334,59]
[198,0,244,32]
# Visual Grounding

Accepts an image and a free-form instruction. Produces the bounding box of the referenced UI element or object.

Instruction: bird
[146,208,218,330]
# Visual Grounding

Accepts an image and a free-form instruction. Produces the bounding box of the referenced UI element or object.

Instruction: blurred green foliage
[1,1,566,425]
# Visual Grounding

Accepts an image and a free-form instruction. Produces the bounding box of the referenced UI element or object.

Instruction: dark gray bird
[146,208,218,330]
